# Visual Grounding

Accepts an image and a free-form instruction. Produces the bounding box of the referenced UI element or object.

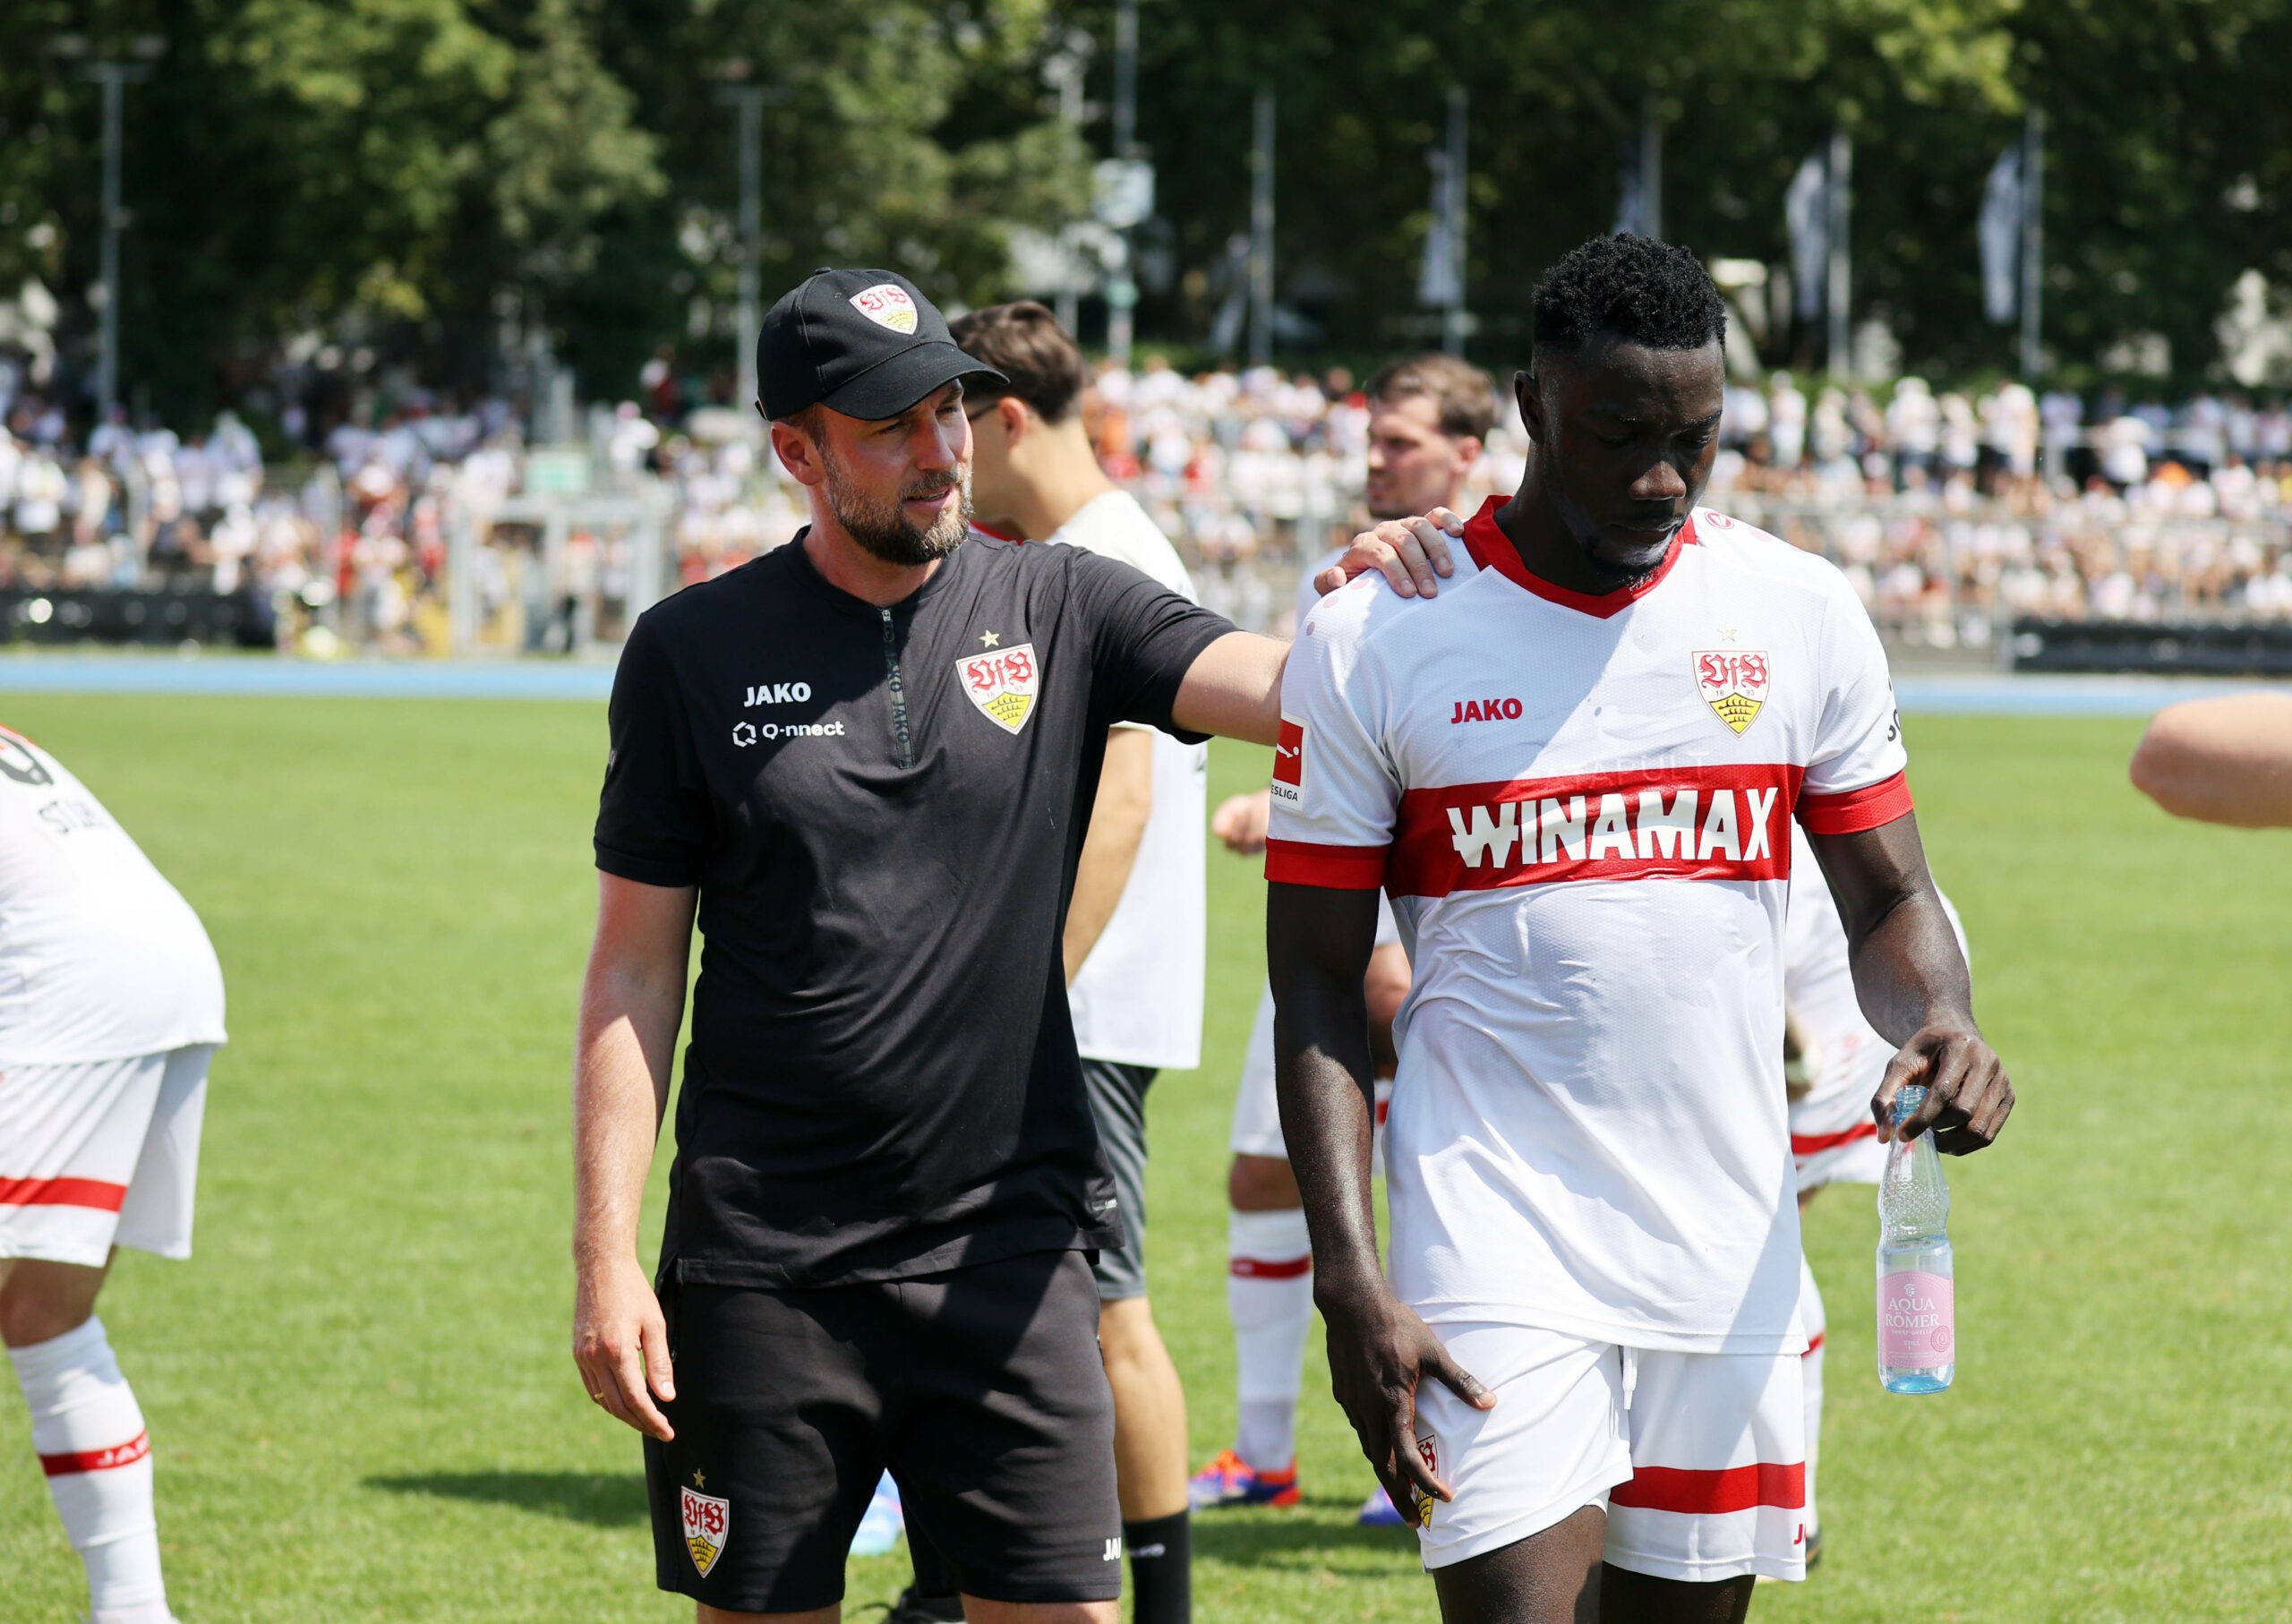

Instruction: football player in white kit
[0,724,225,1624]
[1269,237,2013,1623]
[1190,355,1493,1524]
[1782,822,1966,1568]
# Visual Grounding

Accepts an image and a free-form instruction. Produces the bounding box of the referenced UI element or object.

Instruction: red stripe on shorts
[1791,1121,1877,1157]
[0,1175,128,1212]
[1229,1256,1312,1279]
[40,1431,150,1477]
[1610,1461,1805,1514]
[1802,1331,1826,1357]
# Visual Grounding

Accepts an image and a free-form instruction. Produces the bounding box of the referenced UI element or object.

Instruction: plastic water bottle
[1876,1083,1955,1394]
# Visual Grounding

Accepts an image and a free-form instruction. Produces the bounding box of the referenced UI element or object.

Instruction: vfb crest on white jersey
[955,644,1039,734]
[1692,649,1771,735]
[681,1484,731,1577]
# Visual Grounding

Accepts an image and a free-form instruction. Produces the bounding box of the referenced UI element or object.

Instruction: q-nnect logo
[732,719,846,748]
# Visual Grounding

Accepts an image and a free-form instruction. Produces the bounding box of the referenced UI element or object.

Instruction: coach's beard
[824,452,972,567]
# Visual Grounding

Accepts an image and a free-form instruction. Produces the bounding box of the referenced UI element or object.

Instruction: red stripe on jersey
[0,1175,128,1212]
[1802,1331,1826,1357]
[1610,1460,1805,1515]
[1797,770,1913,834]
[1386,765,1802,898]
[1792,1120,1877,1157]
[1459,496,1695,619]
[1266,838,1389,889]
[39,1431,150,1477]
[1229,1255,1313,1279]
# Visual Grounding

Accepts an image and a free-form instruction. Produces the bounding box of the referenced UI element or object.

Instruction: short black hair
[1532,235,1727,365]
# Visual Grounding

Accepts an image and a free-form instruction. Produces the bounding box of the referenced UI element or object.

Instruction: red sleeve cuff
[1797,769,1913,834]
[1265,838,1389,889]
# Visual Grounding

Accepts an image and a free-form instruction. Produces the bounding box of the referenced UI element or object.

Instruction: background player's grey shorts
[1081,1058,1156,1302]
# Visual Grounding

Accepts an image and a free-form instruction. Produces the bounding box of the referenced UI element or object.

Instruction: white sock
[10,1316,173,1624]
[1799,1252,1826,1539]
[1228,1207,1314,1473]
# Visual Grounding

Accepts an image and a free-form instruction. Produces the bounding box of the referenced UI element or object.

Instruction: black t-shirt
[595,531,1231,1289]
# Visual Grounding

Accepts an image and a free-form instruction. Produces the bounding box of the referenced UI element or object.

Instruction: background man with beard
[569,269,1448,1624]
[1191,354,1492,1526]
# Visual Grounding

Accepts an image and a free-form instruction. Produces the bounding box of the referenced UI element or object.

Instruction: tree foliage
[0,0,2285,419]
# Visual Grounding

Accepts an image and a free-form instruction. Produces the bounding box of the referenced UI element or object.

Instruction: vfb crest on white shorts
[1410,1422,1440,1527]
[955,644,1039,734]
[850,283,919,333]
[1693,649,1771,735]
[681,1483,731,1577]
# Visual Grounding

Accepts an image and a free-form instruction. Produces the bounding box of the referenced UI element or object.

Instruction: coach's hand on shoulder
[1319,1278,1492,1528]
[574,1252,676,1440]
[1316,509,1466,600]
[1875,1024,2014,1156]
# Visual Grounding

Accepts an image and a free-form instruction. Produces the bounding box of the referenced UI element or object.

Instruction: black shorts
[645,1247,1121,1613]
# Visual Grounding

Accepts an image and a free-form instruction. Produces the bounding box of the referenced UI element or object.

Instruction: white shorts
[1790,1024,1888,1189]
[1227,981,1391,1167]
[1413,1323,1808,1584]
[0,1046,213,1267]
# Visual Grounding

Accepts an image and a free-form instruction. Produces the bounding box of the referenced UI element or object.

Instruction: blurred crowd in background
[4,359,2292,657]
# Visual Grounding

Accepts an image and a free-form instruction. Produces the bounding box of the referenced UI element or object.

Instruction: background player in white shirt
[0,724,226,1624]
[1271,237,2013,1624]
[1191,354,1493,1524]
[946,300,1207,1624]
[1782,823,1966,1567]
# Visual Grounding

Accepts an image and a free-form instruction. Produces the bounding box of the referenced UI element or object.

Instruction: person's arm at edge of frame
[1806,814,2014,1153]
[1064,727,1154,982]
[1267,882,1492,1526]
[1167,510,1467,746]
[571,872,697,1441]
[2127,691,2292,828]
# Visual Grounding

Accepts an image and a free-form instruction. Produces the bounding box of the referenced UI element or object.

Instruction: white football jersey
[1268,496,1911,1354]
[0,725,227,1064]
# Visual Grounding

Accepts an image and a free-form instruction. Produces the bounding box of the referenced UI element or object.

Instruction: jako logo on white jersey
[745,681,812,706]
[1387,765,1802,895]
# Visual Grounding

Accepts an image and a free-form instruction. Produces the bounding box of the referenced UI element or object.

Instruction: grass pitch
[1,696,2288,1622]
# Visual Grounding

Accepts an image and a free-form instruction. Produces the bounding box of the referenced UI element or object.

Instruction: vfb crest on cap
[850,283,919,334]
[1694,649,1771,734]
[956,644,1039,734]
[681,1484,731,1577]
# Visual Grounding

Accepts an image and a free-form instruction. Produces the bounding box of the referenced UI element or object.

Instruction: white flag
[1979,145,2022,325]
[1418,150,1459,307]
[1785,153,1827,321]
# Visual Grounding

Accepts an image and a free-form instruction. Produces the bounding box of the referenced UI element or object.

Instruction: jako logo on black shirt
[745,682,812,706]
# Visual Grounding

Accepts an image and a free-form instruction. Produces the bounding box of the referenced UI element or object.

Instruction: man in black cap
[570,268,1450,1624]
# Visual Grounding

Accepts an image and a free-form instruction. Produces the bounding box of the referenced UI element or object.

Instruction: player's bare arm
[2127,691,2292,827]
[571,872,695,1441]
[1063,727,1153,983]
[1807,816,2014,1155]
[1267,882,1492,1526]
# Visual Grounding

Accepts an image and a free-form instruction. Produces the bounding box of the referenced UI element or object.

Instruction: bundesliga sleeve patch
[680,1483,731,1577]
[1270,717,1304,804]
[1693,649,1771,734]
[954,644,1039,734]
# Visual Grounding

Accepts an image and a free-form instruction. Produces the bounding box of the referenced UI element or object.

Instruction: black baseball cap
[757,268,1005,423]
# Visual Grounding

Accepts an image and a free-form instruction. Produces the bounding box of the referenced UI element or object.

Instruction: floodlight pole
[80,59,155,418]
[2019,107,2044,381]
[714,83,771,415]
[1248,90,1275,368]
[1825,126,1852,382]
[1108,0,1140,366]
[1442,87,1469,355]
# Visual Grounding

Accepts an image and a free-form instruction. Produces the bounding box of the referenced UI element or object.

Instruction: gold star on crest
[692,1470,706,1489]
[979,630,1001,648]
[1719,625,1740,643]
